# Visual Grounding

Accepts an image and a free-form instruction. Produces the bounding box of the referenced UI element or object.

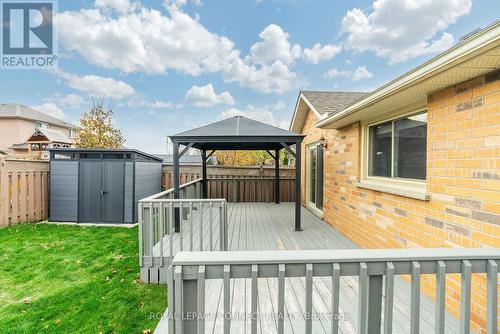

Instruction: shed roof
[49,148,164,162]
[170,116,304,150]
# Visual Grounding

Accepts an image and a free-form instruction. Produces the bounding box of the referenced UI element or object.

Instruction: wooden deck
[154,203,468,334]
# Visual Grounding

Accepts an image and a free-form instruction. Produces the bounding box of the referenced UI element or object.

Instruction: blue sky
[1,0,498,153]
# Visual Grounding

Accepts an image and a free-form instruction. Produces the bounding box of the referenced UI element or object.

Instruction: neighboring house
[0,104,77,158]
[291,22,499,332]
[25,128,73,159]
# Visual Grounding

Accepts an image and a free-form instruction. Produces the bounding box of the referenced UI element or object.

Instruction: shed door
[79,160,124,223]
[101,161,124,223]
[79,160,102,223]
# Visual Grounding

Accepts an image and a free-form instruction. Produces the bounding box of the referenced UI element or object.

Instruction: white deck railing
[139,179,228,283]
[168,248,499,334]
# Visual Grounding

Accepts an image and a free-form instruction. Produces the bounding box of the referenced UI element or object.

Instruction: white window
[358,110,429,200]
[36,122,48,129]
[367,111,427,181]
[69,128,76,138]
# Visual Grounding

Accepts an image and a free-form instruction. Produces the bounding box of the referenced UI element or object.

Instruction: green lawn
[0,223,166,334]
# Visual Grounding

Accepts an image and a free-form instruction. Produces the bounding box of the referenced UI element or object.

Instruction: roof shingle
[173,116,299,137]
[301,91,368,116]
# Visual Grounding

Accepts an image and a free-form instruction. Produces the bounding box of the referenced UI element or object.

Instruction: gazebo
[169,116,305,231]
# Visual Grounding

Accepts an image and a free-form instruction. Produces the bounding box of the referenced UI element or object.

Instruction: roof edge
[316,20,500,128]
[48,148,164,162]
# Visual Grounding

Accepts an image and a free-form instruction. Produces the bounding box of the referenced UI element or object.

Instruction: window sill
[356,179,430,201]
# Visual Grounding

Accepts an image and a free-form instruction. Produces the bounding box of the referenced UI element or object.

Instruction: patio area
[152,203,466,334]
[138,116,496,334]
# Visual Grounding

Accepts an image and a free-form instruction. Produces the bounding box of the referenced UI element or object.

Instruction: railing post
[358,262,368,334]
[224,201,228,251]
[197,266,206,334]
[251,264,258,334]
[410,261,421,334]
[459,260,472,334]
[384,262,395,334]
[486,259,498,334]
[138,202,144,267]
[219,205,223,251]
[174,266,198,334]
[143,204,152,264]
[435,261,446,334]
[167,266,175,334]
[174,266,183,334]
[223,265,231,334]
[367,275,383,334]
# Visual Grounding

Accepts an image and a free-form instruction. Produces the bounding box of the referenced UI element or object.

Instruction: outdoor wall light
[319,136,327,149]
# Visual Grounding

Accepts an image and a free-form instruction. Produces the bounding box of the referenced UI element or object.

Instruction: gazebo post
[275,149,280,204]
[201,149,207,199]
[173,141,180,232]
[295,142,302,231]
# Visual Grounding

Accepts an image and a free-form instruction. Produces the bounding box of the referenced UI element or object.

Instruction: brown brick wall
[300,72,500,333]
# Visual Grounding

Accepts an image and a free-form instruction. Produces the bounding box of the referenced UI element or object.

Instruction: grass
[0,223,166,334]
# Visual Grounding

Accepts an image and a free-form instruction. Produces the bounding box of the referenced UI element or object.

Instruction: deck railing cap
[172,248,500,266]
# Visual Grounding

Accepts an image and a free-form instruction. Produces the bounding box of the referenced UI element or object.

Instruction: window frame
[305,141,324,216]
[361,108,428,186]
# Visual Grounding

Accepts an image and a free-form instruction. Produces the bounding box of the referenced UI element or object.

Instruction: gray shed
[49,149,162,224]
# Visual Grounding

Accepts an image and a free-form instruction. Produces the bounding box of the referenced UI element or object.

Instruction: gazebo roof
[170,116,304,150]
[27,128,72,144]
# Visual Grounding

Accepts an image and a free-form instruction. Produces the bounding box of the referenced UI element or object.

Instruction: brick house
[290,22,499,333]
[0,104,77,158]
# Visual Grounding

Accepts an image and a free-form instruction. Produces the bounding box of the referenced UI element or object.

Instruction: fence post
[233,179,238,202]
[0,159,8,227]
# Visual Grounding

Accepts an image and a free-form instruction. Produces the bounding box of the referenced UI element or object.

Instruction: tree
[75,99,125,149]
[214,150,274,166]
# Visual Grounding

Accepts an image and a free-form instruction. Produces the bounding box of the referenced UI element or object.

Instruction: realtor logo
[1,0,57,69]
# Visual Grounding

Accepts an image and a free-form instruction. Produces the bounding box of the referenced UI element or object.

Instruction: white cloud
[57,7,236,76]
[303,43,342,64]
[148,100,174,109]
[351,66,373,81]
[57,6,306,94]
[163,0,202,9]
[342,0,471,63]
[223,58,307,94]
[54,70,135,99]
[124,97,173,109]
[32,103,66,120]
[324,65,373,81]
[45,93,85,109]
[218,103,288,129]
[185,84,235,107]
[248,24,301,65]
[95,0,138,13]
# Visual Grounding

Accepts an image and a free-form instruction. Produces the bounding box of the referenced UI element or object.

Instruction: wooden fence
[162,165,296,202]
[0,159,49,227]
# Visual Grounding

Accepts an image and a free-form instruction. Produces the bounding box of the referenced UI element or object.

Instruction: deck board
[154,203,469,334]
